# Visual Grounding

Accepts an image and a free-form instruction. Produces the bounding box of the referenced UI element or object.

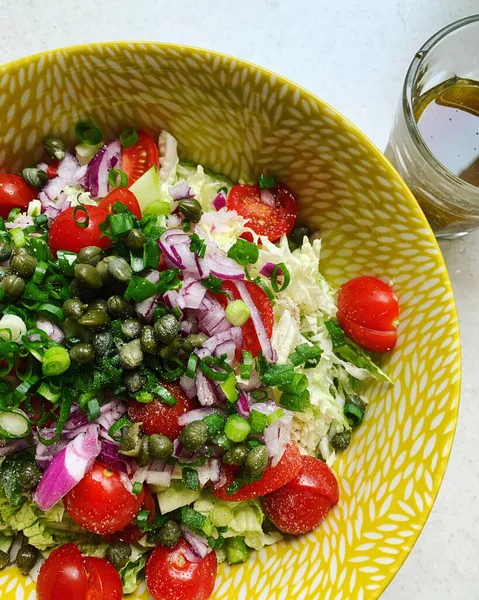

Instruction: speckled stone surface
[0,1,478,598]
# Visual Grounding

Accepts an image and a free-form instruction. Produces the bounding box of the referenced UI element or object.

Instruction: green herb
[182,467,200,491]
[189,233,206,258]
[258,174,277,189]
[124,276,158,302]
[109,212,134,236]
[57,250,77,276]
[86,398,101,421]
[248,410,267,434]
[227,238,259,266]
[143,239,159,270]
[136,509,151,532]
[201,274,228,295]
[203,413,225,437]
[259,363,295,387]
[288,342,323,368]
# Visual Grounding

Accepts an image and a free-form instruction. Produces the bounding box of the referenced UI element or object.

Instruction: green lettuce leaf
[120,555,147,595]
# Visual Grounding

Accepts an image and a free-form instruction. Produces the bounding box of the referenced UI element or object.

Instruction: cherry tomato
[98,187,142,219]
[0,174,37,218]
[262,455,339,535]
[122,130,159,186]
[215,281,274,358]
[146,539,217,600]
[105,487,156,544]
[48,205,111,255]
[227,183,297,241]
[213,442,302,501]
[47,161,59,179]
[64,461,144,535]
[128,381,197,440]
[37,544,87,600]
[83,557,123,600]
[337,276,399,353]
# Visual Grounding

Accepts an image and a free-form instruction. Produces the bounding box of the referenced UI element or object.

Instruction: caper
[106,541,131,570]
[88,298,109,313]
[149,434,173,459]
[78,309,110,331]
[154,314,179,344]
[22,167,49,190]
[69,278,96,302]
[122,318,142,340]
[0,274,25,299]
[289,224,310,247]
[120,338,143,369]
[10,253,37,278]
[179,420,208,451]
[245,445,268,477]
[78,327,93,343]
[92,330,113,355]
[108,257,132,283]
[63,297,88,320]
[223,443,249,466]
[75,263,103,290]
[0,266,13,281]
[178,197,203,223]
[107,295,133,318]
[182,333,207,353]
[69,342,95,364]
[77,245,102,266]
[0,549,8,570]
[331,430,352,451]
[0,241,12,262]
[137,435,152,467]
[44,136,66,161]
[124,370,147,394]
[159,339,181,359]
[119,422,143,457]
[16,545,38,575]
[12,246,29,257]
[17,462,42,491]
[95,259,112,283]
[140,325,158,354]
[126,229,147,252]
[157,520,180,548]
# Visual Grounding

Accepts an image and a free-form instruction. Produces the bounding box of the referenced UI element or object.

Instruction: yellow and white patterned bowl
[0,43,460,600]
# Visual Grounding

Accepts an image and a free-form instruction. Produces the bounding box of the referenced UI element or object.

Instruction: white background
[1,1,478,598]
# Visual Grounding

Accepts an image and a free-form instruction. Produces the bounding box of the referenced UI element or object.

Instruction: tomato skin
[84,557,123,600]
[105,487,156,544]
[99,187,142,219]
[48,205,111,255]
[47,161,59,179]
[227,183,297,241]
[337,276,399,353]
[0,174,37,218]
[128,381,197,439]
[37,544,87,600]
[123,130,159,186]
[64,462,144,535]
[146,539,217,600]
[213,442,302,501]
[262,456,339,535]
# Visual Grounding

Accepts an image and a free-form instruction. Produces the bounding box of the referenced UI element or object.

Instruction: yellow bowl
[0,43,460,600]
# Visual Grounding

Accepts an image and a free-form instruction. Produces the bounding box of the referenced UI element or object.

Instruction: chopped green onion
[143,239,159,269]
[189,233,206,258]
[42,347,70,376]
[36,381,61,403]
[23,281,49,302]
[325,320,346,349]
[203,413,225,437]
[280,373,309,395]
[130,251,145,273]
[57,250,77,276]
[120,128,139,149]
[132,481,143,495]
[75,121,103,145]
[182,467,200,491]
[12,377,40,404]
[224,415,251,442]
[240,351,253,380]
[258,174,277,189]
[37,303,65,322]
[225,300,250,326]
[34,214,48,227]
[32,261,48,284]
[145,201,170,216]
[124,276,158,302]
[161,358,185,381]
[288,342,323,368]
[108,416,132,440]
[29,238,48,261]
[7,208,21,222]
[108,168,128,188]
[201,275,227,295]
[344,403,364,427]
[279,390,311,412]
[271,263,290,293]
[186,354,198,378]
[137,509,151,532]
[73,205,89,229]
[217,186,228,195]
[109,212,134,236]
[248,410,267,434]
[0,216,5,231]
[86,399,101,421]
[227,238,259,267]
[157,269,182,295]
[266,408,285,425]
[220,373,239,403]
[225,536,249,564]
[260,363,295,387]
[199,356,233,382]
[10,228,25,247]
[155,384,177,406]
[252,389,268,402]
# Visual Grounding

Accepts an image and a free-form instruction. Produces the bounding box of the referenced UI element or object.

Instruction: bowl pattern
[0,43,460,600]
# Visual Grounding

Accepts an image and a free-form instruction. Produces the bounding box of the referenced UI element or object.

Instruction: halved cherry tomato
[64,461,144,535]
[262,455,339,535]
[337,276,399,353]
[83,557,122,600]
[0,174,37,218]
[98,187,142,219]
[215,281,274,358]
[122,130,159,186]
[37,544,87,600]
[146,539,217,600]
[227,183,297,241]
[105,487,156,544]
[48,205,111,255]
[47,161,59,179]
[213,441,302,501]
[128,381,197,440]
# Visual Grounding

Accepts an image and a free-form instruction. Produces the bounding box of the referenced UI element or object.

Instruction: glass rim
[402,14,479,194]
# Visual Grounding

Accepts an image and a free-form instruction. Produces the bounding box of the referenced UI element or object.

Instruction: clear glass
[386,15,479,238]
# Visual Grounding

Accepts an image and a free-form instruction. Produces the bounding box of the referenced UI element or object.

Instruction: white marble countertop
[1,1,478,598]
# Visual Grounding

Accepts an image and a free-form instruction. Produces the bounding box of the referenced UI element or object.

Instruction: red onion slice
[168,180,193,200]
[259,189,276,207]
[202,253,245,281]
[178,408,225,426]
[212,192,227,211]
[237,393,251,418]
[36,318,65,344]
[85,140,121,198]
[195,369,218,406]
[180,525,212,558]
[260,262,276,277]
[235,281,275,361]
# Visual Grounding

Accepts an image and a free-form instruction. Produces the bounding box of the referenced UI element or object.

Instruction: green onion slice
[75,121,103,146]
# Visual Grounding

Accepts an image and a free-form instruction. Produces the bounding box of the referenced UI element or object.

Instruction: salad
[0,124,399,600]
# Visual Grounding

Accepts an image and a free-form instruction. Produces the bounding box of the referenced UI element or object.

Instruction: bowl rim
[0,41,462,599]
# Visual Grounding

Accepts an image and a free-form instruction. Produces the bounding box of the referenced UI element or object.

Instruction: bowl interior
[0,43,460,600]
